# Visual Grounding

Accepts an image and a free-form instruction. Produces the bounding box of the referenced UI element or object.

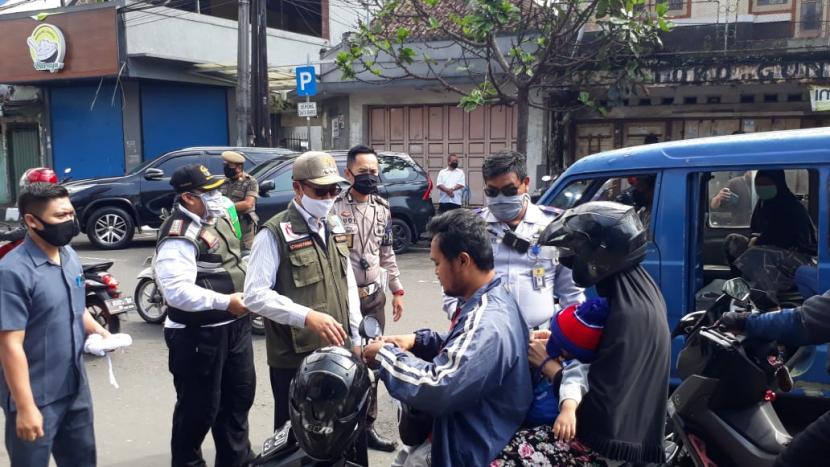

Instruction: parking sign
[295,66,317,97]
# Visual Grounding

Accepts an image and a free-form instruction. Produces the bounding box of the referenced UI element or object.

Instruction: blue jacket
[377,277,532,467]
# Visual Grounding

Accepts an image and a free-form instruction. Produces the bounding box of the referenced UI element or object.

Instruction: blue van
[539,128,830,396]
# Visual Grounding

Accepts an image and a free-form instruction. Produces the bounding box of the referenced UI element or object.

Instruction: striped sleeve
[377,294,504,415]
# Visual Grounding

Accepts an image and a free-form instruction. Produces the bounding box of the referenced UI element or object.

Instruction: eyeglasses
[484,184,520,197]
[303,182,342,197]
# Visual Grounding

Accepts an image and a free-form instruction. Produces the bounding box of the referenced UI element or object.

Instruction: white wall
[124,7,330,69]
[328,0,364,45]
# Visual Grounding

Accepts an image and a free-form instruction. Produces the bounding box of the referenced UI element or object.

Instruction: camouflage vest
[156,209,247,326]
[262,203,352,368]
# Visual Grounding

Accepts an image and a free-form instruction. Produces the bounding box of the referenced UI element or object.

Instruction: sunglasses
[303,182,342,197]
[484,184,520,198]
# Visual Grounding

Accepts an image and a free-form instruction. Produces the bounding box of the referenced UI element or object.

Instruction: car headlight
[66,184,93,195]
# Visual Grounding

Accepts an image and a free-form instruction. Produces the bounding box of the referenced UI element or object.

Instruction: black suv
[66,147,294,249]
[251,151,435,253]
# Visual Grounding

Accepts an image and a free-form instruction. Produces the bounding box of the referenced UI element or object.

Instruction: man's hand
[16,405,44,443]
[227,293,248,317]
[532,329,551,340]
[392,295,404,322]
[382,334,415,351]
[306,311,348,346]
[552,400,578,441]
[719,311,748,333]
[528,339,551,368]
[363,341,384,364]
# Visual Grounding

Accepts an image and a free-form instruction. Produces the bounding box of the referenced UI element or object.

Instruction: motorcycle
[135,254,266,334]
[664,278,816,467]
[83,261,135,334]
[250,316,382,466]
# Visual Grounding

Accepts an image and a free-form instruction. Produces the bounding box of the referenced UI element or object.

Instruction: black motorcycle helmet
[539,201,647,288]
[288,346,372,462]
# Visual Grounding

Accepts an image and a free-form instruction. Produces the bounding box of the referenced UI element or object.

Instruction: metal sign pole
[306,95,311,151]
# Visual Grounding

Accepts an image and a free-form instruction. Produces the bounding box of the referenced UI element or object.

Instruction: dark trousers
[438,203,462,214]
[776,410,830,467]
[360,288,386,422]
[270,367,298,431]
[165,317,256,467]
[4,382,95,467]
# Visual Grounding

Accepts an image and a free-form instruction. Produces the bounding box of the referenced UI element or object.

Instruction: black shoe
[367,427,398,452]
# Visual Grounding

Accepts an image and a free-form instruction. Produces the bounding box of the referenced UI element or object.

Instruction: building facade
[0,0,360,206]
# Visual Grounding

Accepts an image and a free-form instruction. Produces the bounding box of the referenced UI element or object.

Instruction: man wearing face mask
[220,151,259,251]
[446,150,584,327]
[244,152,363,436]
[0,183,110,467]
[332,144,403,452]
[154,164,255,467]
[436,153,466,213]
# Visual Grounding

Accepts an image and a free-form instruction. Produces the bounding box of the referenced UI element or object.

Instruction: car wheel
[390,218,412,255]
[87,207,135,250]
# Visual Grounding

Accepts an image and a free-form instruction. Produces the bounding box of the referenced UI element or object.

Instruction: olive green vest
[262,203,351,368]
[157,209,247,326]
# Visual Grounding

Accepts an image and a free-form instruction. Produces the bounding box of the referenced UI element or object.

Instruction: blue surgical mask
[200,190,226,219]
[756,185,777,201]
[487,193,527,222]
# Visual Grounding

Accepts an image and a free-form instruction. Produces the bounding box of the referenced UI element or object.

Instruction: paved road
[0,233,445,466]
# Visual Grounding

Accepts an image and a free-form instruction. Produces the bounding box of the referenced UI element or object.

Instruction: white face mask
[200,190,226,220]
[487,193,528,222]
[300,195,335,220]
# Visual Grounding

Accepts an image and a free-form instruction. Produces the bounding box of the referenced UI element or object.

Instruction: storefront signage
[653,61,830,85]
[26,24,66,73]
[810,85,830,112]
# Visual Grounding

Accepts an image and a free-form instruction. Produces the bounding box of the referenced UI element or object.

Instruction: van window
[707,169,810,228]
[547,174,657,232]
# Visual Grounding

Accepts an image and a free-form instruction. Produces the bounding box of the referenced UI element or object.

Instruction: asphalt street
[0,233,445,466]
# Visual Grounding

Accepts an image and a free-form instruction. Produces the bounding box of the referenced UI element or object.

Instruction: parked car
[251,151,435,254]
[66,147,294,249]
[538,128,830,398]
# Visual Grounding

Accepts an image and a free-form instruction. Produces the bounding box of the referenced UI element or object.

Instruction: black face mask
[449,162,459,169]
[351,173,381,195]
[31,215,80,247]
[223,165,238,179]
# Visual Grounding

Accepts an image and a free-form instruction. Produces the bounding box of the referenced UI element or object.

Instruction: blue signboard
[295,65,317,97]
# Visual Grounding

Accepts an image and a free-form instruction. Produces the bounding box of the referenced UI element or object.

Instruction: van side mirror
[144,168,164,181]
[259,180,275,196]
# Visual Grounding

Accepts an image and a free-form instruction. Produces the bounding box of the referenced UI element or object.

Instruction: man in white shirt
[436,154,466,213]
[154,164,254,466]
[244,152,363,434]
[445,150,584,327]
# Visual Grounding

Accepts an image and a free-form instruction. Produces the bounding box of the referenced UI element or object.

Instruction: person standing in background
[436,154,465,213]
[220,151,259,252]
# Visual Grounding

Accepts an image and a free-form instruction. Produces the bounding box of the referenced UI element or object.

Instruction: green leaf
[425,0,439,7]
[395,27,410,44]
[400,47,416,64]
[428,17,441,29]
[655,2,668,16]
[579,91,591,105]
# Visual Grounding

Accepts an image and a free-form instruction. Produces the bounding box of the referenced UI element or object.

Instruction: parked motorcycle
[665,278,816,467]
[251,316,381,466]
[135,255,265,334]
[84,261,134,334]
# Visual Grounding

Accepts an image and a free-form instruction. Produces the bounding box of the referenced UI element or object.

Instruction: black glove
[719,311,749,332]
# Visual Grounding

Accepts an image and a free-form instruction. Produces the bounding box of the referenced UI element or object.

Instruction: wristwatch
[393,290,405,297]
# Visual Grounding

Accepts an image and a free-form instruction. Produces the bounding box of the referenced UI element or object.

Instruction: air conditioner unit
[0,85,40,103]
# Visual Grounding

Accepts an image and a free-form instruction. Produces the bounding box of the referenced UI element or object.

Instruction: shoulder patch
[334,234,349,244]
[280,222,308,242]
[288,239,314,251]
[200,230,219,249]
[169,219,184,236]
[328,215,346,234]
[373,195,390,208]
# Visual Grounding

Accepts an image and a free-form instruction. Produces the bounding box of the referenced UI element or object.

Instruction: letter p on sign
[296,65,317,97]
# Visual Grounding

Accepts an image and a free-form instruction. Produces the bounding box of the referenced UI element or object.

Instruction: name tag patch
[288,239,314,251]
[169,219,184,236]
[200,230,219,249]
[334,234,349,244]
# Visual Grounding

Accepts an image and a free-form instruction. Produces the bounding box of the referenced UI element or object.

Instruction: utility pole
[235,0,251,146]
[251,0,271,147]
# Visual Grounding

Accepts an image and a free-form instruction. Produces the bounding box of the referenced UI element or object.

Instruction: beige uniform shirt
[221,173,259,217]
[333,190,403,292]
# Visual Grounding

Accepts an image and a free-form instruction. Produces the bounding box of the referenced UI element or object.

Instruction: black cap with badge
[170,164,226,193]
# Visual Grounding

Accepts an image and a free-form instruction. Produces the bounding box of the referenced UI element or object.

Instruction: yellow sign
[26,24,66,73]
[810,85,830,112]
